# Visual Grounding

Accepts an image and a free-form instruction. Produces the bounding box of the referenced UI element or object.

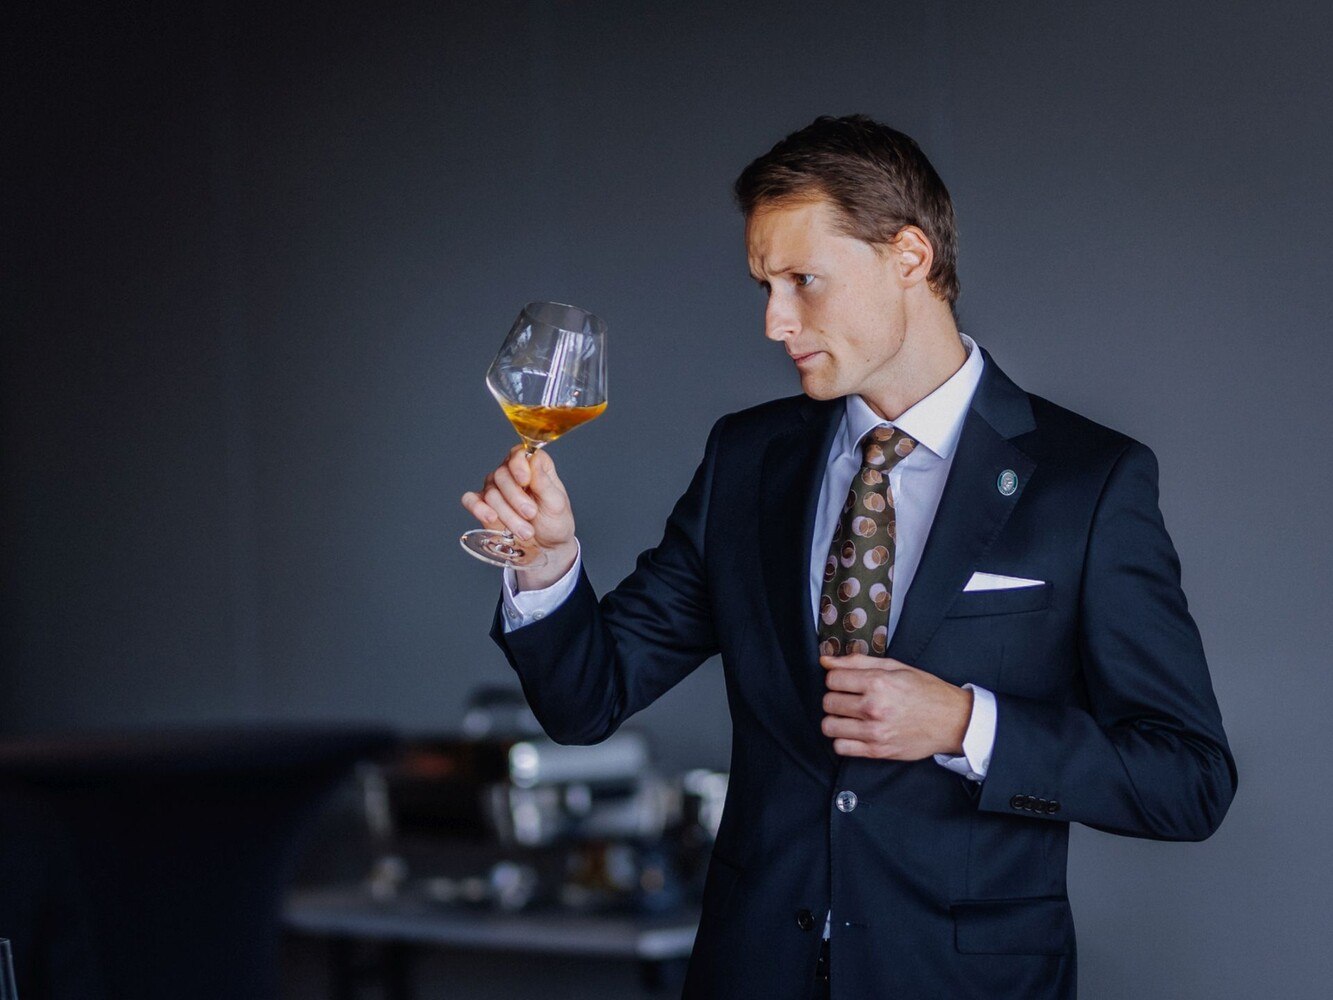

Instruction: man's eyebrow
[749,260,790,280]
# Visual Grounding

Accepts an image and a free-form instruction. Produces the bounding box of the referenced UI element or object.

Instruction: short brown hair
[733,114,960,307]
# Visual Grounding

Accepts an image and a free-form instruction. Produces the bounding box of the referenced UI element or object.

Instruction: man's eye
[794,274,814,287]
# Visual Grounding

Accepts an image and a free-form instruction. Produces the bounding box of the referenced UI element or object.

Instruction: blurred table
[284,884,699,998]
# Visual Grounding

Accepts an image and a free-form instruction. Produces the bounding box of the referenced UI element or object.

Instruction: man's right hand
[461,445,578,591]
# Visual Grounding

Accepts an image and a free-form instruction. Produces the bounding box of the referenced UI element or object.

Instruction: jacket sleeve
[977,441,1238,840]
[488,417,725,745]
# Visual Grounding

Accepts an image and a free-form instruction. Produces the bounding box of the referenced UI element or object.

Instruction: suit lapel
[759,396,841,760]
[887,349,1038,666]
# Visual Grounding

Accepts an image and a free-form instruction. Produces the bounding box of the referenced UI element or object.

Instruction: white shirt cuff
[932,684,997,782]
[500,539,582,632]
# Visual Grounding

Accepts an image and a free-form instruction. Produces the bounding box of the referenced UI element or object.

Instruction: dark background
[5,1,1331,997]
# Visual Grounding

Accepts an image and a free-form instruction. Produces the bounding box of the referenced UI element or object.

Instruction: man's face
[746,196,907,402]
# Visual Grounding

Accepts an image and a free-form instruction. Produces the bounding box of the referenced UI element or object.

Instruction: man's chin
[798,374,841,401]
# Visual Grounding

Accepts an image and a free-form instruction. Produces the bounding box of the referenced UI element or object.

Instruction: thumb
[819,653,904,671]
[820,653,877,670]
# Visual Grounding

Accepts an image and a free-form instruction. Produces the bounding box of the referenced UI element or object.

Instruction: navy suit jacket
[491,348,1237,999]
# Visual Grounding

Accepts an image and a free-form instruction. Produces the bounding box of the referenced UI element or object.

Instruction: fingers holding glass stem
[461,445,539,539]
[460,445,577,572]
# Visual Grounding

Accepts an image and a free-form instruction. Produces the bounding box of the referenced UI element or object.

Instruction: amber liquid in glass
[500,400,607,449]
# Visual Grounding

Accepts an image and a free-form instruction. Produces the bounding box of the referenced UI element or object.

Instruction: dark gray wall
[6,2,1331,997]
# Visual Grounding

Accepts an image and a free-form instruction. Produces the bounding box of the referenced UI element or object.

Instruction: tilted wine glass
[460,301,607,568]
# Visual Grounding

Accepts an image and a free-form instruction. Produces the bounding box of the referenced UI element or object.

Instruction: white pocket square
[964,571,1046,592]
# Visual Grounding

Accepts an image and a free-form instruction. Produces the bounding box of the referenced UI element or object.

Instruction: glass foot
[460,529,549,569]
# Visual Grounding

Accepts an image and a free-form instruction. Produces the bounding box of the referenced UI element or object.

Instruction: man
[461,115,1236,999]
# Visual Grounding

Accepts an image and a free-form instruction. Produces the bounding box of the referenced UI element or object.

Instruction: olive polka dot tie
[817,426,917,657]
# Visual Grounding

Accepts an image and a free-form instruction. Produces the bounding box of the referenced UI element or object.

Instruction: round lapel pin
[997,469,1018,496]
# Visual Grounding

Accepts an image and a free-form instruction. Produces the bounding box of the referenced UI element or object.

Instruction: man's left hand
[820,654,973,760]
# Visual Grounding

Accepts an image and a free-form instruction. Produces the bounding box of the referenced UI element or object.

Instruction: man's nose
[764,293,799,343]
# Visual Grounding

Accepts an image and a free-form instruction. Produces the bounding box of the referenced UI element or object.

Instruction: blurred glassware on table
[338,686,726,917]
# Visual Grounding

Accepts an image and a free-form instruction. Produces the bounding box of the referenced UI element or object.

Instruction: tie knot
[861,425,917,471]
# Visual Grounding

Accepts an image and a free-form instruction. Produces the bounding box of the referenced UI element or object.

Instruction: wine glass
[460,301,607,568]
[0,939,17,1000]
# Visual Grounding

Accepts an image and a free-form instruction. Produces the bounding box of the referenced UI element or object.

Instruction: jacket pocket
[951,895,1073,955]
[945,582,1052,618]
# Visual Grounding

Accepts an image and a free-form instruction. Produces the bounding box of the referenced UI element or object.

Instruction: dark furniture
[0,726,398,1000]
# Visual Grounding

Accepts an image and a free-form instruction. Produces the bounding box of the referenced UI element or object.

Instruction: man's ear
[888,226,934,286]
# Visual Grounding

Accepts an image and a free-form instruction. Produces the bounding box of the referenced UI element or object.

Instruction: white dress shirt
[500,333,997,784]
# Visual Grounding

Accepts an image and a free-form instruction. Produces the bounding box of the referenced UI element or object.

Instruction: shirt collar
[840,332,986,461]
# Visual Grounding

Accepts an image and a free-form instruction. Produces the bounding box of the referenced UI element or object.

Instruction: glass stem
[502,441,543,543]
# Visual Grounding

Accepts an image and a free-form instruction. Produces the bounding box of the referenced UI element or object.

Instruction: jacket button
[835,790,858,813]
[796,908,815,931]
[1035,797,1048,811]
[1046,800,1061,814]
[1010,794,1025,810]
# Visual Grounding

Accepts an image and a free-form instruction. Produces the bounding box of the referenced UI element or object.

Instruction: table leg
[329,936,358,1000]
[639,957,689,994]
[326,937,415,1000]
[385,942,413,1000]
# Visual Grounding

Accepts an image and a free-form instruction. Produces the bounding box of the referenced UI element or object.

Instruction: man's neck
[860,320,967,421]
